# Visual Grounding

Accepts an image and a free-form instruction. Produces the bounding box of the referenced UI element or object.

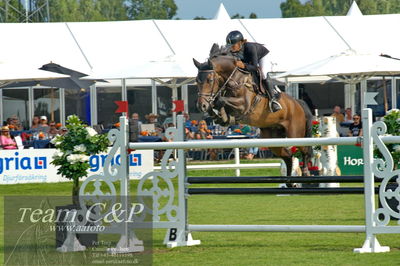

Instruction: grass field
[1,159,400,265]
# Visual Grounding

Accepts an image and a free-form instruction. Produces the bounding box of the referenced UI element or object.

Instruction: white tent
[213,3,231,20]
[2,13,400,79]
[347,1,363,16]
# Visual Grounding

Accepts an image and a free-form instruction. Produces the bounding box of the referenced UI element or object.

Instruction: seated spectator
[344,108,353,123]
[7,115,23,131]
[245,126,260,160]
[331,105,344,123]
[37,116,49,131]
[195,120,212,140]
[145,113,162,135]
[195,120,217,160]
[0,126,17,149]
[60,127,68,136]
[239,123,251,135]
[48,121,59,137]
[30,115,41,131]
[348,114,363,137]
[131,113,143,131]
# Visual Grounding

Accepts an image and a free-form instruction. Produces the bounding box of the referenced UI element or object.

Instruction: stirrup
[269,100,282,112]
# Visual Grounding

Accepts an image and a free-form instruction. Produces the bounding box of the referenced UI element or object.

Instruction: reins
[197,66,238,104]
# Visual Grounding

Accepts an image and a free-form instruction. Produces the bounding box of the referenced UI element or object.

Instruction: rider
[225,30,282,112]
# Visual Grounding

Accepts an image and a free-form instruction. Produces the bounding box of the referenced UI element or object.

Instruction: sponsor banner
[337,145,363,175]
[0,148,154,184]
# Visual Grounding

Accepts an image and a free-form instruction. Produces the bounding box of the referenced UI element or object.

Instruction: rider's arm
[243,44,259,72]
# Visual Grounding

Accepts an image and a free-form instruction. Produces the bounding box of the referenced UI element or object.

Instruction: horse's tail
[296,99,313,138]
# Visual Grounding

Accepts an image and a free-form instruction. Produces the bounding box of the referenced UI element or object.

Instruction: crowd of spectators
[330,106,363,137]
[0,115,68,149]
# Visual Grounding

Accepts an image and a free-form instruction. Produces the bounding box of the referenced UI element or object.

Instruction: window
[367,79,392,118]
[34,88,60,123]
[96,86,121,129]
[2,88,29,128]
[127,86,151,123]
[156,85,172,124]
[64,88,90,124]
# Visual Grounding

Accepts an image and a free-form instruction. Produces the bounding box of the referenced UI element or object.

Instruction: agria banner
[0,149,154,184]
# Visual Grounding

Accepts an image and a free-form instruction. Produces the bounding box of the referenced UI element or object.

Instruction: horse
[193,46,313,178]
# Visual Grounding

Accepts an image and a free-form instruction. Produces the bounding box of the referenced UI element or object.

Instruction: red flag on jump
[172,100,184,113]
[115,101,128,113]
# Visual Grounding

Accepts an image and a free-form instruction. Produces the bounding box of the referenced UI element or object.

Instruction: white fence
[73,108,400,254]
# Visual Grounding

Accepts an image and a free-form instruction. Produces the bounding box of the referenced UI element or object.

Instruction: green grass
[1,160,400,265]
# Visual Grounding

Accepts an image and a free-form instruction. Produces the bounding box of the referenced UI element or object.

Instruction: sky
[173,0,288,19]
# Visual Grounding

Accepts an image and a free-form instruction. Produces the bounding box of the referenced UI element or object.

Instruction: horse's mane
[209,43,235,59]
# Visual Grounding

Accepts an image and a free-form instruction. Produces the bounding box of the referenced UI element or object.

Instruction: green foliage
[281,0,400,18]
[127,0,177,20]
[231,13,245,19]
[48,0,128,22]
[50,115,109,182]
[249,12,258,19]
[375,109,400,167]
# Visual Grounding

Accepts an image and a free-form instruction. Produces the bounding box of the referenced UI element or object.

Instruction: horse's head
[193,58,219,113]
[193,44,237,113]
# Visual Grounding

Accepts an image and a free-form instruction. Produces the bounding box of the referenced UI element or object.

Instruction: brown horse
[193,50,313,178]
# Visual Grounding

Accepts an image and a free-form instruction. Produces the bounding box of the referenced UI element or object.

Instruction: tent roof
[347,1,363,16]
[1,12,400,80]
[213,3,231,20]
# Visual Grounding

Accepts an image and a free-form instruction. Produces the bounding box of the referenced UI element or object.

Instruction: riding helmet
[226,30,244,45]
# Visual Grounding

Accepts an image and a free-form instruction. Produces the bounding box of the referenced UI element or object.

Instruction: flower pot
[55,204,97,248]
[301,169,320,188]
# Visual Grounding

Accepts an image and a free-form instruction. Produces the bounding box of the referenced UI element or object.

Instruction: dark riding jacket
[233,42,269,74]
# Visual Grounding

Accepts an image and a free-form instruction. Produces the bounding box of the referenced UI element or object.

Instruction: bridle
[197,67,239,106]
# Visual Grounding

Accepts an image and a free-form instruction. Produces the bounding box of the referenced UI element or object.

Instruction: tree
[249,12,258,19]
[48,0,128,22]
[231,13,245,19]
[127,0,177,20]
[281,0,400,18]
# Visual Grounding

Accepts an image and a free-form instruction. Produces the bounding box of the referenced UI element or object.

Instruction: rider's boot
[263,79,282,112]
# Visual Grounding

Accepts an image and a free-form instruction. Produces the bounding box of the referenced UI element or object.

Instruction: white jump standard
[76,108,400,253]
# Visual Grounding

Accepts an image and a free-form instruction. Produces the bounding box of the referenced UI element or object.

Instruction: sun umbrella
[0,62,68,86]
[276,50,400,111]
[276,50,400,84]
[39,62,97,90]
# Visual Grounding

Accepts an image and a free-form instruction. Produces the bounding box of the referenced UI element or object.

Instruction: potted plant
[51,115,110,249]
[51,115,109,205]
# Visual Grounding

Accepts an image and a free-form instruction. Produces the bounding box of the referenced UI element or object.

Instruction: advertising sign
[0,149,154,184]
[337,145,364,175]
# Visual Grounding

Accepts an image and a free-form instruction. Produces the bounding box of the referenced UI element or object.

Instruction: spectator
[0,126,17,149]
[131,113,142,131]
[344,108,353,123]
[245,127,260,160]
[7,115,23,131]
[30,116,41,131]
[239,123,251,135]
[37,116,49,131]
[145,113,162,135]
[183,112,193,128]
[331,105,345,124]
[348,114,363,137]
[195,120,213,140]
[60,127,68,136]
[48,121,59,137]
[195,120,217,160]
